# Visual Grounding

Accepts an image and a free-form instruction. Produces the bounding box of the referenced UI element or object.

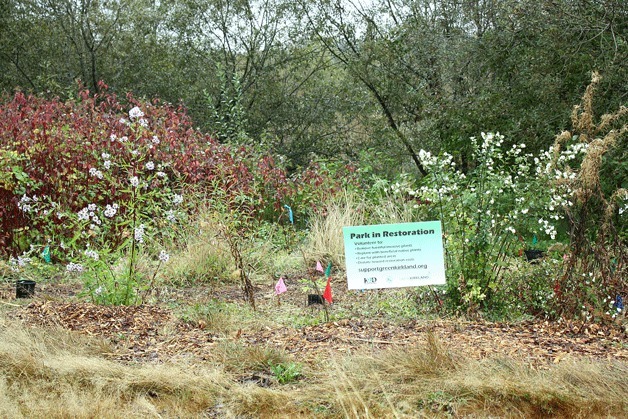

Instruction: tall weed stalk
[551,72,627,319]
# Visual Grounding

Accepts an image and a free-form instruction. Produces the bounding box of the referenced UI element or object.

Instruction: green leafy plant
[7,246,57,285]
[269,361,302,384]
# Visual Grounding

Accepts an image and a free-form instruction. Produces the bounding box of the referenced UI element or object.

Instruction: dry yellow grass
[160,210,233,286]
[306,191,365,269]
[1,312,626,418]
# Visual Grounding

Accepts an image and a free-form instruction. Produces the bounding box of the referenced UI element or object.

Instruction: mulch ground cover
[2,279,626,366]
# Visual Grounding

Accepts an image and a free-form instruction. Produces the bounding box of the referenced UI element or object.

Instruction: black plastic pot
[307,294,324,305]
[524,249,546,262]
[16,280,36,298]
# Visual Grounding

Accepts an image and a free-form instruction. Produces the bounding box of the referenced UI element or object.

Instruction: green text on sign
[343,221,446,289]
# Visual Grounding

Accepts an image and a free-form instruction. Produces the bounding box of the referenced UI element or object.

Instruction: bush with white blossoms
[23,106,185,305]
[393,132,573,310]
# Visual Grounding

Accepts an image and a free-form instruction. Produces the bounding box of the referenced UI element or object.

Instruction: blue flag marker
[284,204,293,224]
[325,262,332,278]
[42,246,51,263]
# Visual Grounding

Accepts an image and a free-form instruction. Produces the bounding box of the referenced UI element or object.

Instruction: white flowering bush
[393,132,574,310]
[29,106,184,305]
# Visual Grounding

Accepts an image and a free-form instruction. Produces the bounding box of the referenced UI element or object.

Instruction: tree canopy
[1,0,626,171]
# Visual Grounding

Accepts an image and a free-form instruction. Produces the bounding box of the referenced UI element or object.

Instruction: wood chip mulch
[9,301,627,367]
[240,318,627,365]
[11,301,220,362]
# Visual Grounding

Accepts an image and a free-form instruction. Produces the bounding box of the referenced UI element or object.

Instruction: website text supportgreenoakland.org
[358,264,427,273]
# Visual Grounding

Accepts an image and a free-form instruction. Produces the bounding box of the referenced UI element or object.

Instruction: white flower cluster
[166,209,176,222]
[18,194,37,213]
[535,142,588,177]
[130,176,140,187]
[101,152,112,170]
[104,203,119,218]
[145,161,155,171]
[390,174,418,196]
[158,250,170,262]
[478,131,504,151]
[84,248,99,260]
[129,106,148,127]
[557,142,588,164]
[89,167,104,179]
[417,149,456,172]
[17,255,31,267]
[129,106,144,120]
[77,203,102,229]
[9,255,31,271]
[77,207,89,221]
[134,224,145,243]
[538,218,557,239]
[66,262,84,273]
[173,194,183,205]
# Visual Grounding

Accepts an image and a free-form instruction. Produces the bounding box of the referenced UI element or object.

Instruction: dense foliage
[0,87,361,303]
[1,0,626,167]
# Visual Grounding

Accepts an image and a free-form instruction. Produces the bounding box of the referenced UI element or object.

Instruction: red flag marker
[323,276,332,304]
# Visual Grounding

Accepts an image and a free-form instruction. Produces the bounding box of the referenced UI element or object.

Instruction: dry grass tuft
[308,336,628,418]
[211,340,289,374]
[162,210,233,286]
[0,316,226,418]
[306,191,365,268]
[1,313,626,418]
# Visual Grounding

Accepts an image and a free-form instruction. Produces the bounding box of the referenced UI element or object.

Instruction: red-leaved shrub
[0,85,358,255]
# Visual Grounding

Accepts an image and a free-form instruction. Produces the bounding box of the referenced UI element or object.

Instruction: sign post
[343,221,446,289]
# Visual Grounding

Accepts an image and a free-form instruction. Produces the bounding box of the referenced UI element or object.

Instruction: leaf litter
[9,299,626,367]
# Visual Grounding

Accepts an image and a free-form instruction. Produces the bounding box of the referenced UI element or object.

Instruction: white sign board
[343,221,446,289]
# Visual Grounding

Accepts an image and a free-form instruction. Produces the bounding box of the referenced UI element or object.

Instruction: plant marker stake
[316,260,324,273]
[323,276,332,304]
[42,246,51,263]
[309,276,330,323]
[283,204,293,224]
[275,277,287,306]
